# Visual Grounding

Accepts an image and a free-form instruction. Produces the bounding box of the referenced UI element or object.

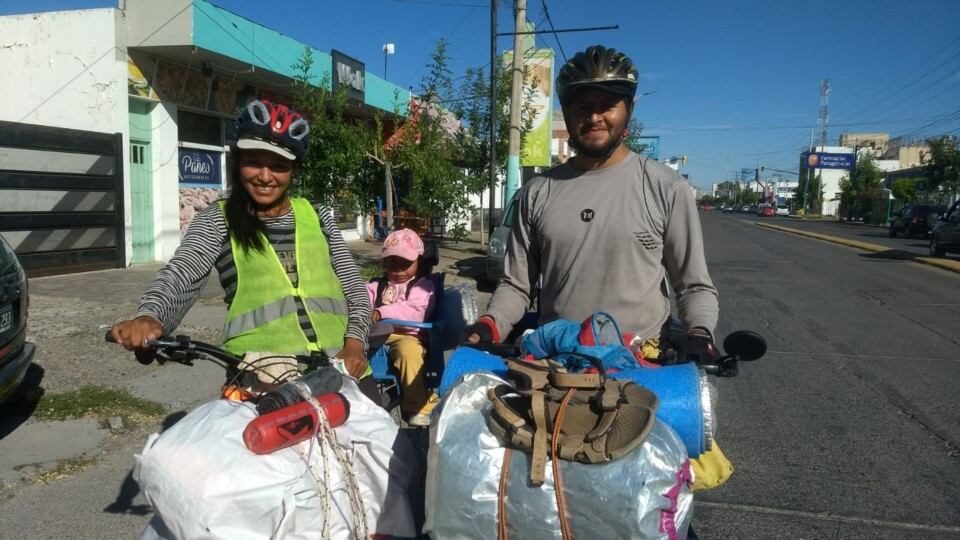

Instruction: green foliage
[796,169,824,213]
[921,135,959,200]
[291,48,381,212]
[289,41,542,233]
[839,153,887,223]
[740,190,761,205]
[623,119,647,155]
[891,177,921,202]
[34,385,165,424]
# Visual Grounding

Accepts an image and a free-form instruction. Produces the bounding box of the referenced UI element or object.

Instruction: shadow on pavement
[453,256,496,293]
[103,411,186,516]
[859,249,921,261]
[0,364,46,440]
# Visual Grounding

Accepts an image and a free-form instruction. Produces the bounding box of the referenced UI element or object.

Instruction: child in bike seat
[367,229,439,426]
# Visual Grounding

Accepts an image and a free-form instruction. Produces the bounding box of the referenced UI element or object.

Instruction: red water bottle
[243,392,350,454]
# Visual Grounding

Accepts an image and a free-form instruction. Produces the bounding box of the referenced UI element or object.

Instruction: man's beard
[568,129,624,159]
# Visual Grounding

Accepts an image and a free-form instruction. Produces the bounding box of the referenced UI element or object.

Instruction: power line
[834,35,960,123]
[539,0,567,63]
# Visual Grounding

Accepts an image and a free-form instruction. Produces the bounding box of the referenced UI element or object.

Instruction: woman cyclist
[111,99,378,401]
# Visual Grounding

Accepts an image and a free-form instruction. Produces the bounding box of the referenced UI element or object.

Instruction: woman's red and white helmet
[235,99,310,161]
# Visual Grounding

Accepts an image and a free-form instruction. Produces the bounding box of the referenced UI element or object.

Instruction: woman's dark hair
[223,148,295,252]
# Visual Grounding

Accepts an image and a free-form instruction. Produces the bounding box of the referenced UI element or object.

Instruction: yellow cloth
[386,333,439,417]
[689,440,735,491]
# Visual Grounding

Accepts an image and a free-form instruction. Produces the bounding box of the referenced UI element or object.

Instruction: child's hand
[371,310,381,323]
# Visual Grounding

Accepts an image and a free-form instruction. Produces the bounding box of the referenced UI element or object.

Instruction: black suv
[0,235,34,403]
[930,200,960,257]
[888,204,945,238]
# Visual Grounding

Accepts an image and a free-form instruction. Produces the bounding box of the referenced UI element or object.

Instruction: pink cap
[381,229,424,261]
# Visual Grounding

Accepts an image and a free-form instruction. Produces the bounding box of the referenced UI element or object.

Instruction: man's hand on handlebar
[111,315,164,351]
[680,327,718,365]
[464,316,498,345]
[335,337,368,379]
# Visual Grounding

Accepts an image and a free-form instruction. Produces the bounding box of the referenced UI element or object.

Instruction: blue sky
[4,0,960,191]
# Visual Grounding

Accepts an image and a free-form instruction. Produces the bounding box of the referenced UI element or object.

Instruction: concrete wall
[0,10,127,133]
[0,9,133,263]
[125,0,193,48]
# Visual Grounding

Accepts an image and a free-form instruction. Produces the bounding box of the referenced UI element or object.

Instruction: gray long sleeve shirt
[485,151,719,340]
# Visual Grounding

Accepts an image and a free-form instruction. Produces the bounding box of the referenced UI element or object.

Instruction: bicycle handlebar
[104,331,244,369]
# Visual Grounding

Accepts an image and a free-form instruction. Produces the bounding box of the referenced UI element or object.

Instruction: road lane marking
[753,222,960,275]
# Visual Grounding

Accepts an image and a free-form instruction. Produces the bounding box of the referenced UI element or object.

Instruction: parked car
[0,234,34,403]
[929,200,960,257]
[486,193,519,283]
[889,204,945,238]
[760,206,776,217]
[739,204,753,213]
[775,206,790,216]
[699,204,715,211]
[721,204,735,213]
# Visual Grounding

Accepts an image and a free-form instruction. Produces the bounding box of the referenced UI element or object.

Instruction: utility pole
[815,78,830,215]
[487,0,498,237]
[505,0,526,205]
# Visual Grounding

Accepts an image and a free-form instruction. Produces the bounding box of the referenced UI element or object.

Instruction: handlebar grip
[104,331,117,343]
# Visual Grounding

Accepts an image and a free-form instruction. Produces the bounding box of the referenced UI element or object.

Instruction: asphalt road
[722,210,960,262]
[1,217,958,539]
[694,211,960,539]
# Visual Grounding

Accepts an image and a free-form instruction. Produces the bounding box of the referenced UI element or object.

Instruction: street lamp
[382,43,395,79]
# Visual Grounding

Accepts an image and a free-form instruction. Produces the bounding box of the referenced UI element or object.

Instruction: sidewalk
[755,221,960,274]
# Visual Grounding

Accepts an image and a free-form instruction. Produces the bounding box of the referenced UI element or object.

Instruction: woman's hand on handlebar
[336,337,368,379]
[111,315,163,351]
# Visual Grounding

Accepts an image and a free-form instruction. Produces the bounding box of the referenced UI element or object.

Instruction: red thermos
[243,392,350,454]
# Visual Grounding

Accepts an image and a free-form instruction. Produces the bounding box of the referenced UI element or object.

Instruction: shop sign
[801,151,854,170]
[178,148,222,186]
[332,50,365,103]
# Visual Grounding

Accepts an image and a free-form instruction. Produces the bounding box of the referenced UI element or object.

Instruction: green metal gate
[129,140,154,263]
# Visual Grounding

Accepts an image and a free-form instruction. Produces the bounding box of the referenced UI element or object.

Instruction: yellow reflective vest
[221,198,348,356]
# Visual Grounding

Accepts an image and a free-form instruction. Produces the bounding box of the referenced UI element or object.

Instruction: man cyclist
[468,44,718,360]
[466,46,727,497]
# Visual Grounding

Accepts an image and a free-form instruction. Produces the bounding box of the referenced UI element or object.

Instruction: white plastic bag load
[134,378,417,540]
[424,373,693,540]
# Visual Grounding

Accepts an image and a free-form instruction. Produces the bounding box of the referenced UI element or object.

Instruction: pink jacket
[367,276,436,336]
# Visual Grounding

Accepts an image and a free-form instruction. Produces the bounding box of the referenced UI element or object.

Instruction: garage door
[0,120,125,276]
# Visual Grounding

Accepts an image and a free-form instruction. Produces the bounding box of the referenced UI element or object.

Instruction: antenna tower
[818,78,831,148]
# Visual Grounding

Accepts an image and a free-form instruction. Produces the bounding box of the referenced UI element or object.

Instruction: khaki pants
[386,334,438,417]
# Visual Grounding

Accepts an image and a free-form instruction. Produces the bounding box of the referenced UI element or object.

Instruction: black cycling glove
[463,317,498,344]
[680,327,718,365]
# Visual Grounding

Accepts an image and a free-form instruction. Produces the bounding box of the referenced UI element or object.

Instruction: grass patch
[360,263,382,281]
[32,385,166,425]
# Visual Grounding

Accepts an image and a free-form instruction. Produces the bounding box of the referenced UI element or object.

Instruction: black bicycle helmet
[556,45,639,107]
[235,99,310,161]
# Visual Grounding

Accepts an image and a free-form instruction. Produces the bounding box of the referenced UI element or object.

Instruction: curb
[753,222,960,275]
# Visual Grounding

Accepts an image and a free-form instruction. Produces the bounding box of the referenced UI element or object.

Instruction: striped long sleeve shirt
[135,202,371,345]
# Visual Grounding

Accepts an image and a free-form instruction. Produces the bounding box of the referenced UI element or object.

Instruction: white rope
[292,384,368,539]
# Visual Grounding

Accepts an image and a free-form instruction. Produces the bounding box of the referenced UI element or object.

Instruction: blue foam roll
[440,347,706,457]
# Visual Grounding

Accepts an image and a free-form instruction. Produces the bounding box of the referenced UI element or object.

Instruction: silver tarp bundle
[424,372,693,540]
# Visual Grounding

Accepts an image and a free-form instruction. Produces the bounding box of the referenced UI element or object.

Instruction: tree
[714,181,737,202]
[921,135,959,201]
[891,177,922,203]
[623,119,647,155]
[290,48,381,215]
[839,153,885,222]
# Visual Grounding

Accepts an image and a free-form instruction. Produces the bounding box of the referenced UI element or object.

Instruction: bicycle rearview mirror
[722,330,767,362]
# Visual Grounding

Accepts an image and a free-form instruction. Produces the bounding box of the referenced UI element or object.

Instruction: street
[1,216,958,539]
[695,212,960,539]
